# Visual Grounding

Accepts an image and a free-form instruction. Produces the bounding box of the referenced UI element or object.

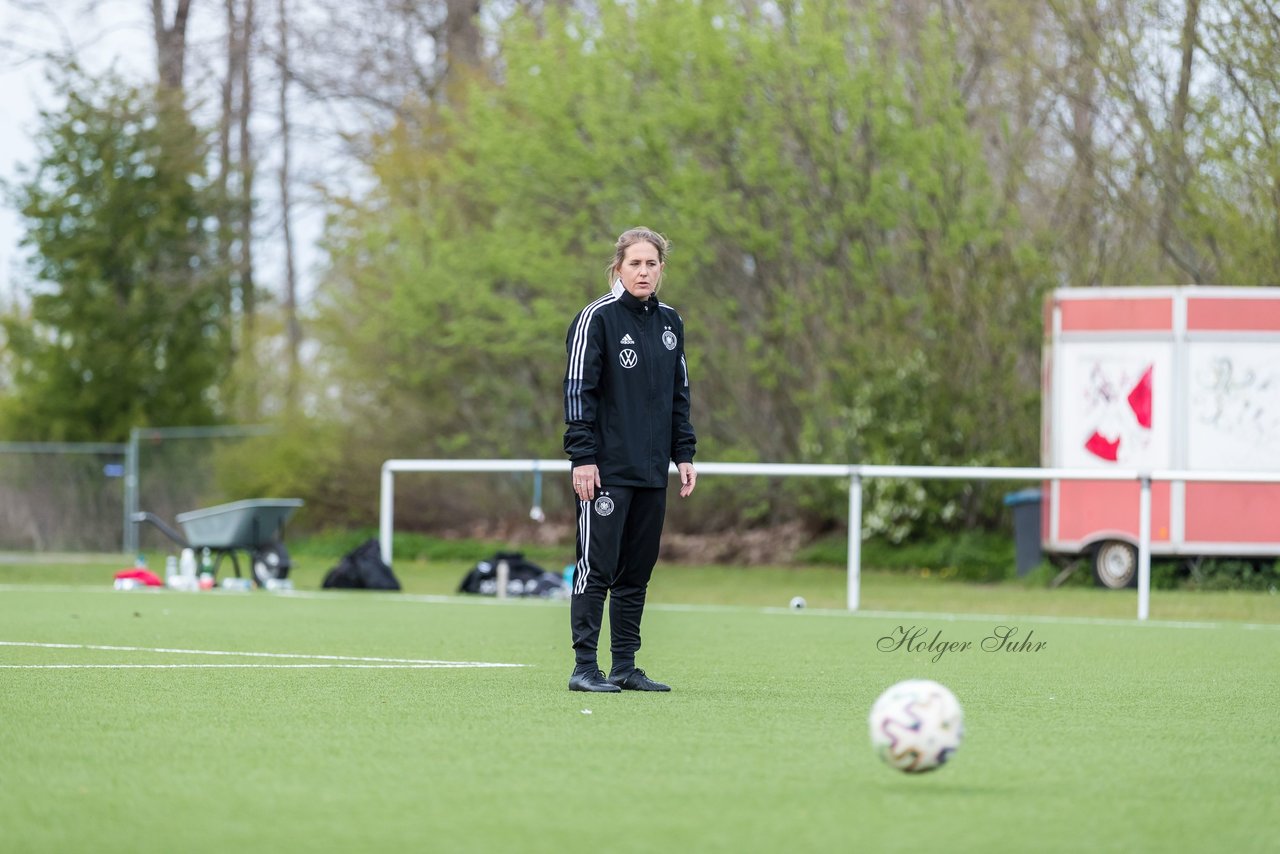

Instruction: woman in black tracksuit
[563,227,697,693]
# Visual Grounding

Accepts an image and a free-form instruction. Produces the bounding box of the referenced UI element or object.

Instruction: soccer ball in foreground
[868,679,964,773]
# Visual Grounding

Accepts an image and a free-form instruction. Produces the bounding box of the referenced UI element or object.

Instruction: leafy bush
[291,529,569,569]
[1185,559,1279,592]
[796,530,1016,582]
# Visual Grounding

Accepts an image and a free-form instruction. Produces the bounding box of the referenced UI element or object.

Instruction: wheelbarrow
[132,498,304,587]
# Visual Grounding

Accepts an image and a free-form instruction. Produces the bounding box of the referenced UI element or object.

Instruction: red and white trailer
[1042,286,1280,587]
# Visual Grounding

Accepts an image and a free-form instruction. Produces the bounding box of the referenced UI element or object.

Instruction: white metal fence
[121,425,274,554]
[379,458,1280,621]
[0,441,127,551]
[0,426,274,553]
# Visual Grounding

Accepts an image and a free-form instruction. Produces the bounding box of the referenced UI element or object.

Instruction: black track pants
[570,485,667,672]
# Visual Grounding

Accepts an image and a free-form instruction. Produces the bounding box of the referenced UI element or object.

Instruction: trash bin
[1003,489,1042,576]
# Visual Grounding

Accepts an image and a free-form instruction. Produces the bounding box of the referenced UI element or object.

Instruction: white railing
[379,459,1279,621]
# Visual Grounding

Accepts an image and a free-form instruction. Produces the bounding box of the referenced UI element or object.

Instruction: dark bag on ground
[457,551,567,598]
[323,539,401,590]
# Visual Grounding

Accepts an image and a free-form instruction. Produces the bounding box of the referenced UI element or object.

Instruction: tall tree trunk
[238,0,256,348]
[152,0,194,94]
[1070,0,1099,286]
[277,0,301,405]
[1159,0,1201,281]
[444,0,482,82]
[218,0,240,356]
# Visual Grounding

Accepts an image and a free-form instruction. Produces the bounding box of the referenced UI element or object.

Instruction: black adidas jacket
[563,286,696,488]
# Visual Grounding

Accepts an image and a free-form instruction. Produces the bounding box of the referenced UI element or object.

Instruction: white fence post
[380,463,395,567]
[123,428,140,555]
[1137,474,1152,621]
[848,470,863,611]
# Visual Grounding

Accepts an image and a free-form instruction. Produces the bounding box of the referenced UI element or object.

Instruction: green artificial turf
[0,580,1277,853]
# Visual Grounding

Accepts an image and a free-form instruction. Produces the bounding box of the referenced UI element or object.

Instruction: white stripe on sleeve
[566,293,617,421]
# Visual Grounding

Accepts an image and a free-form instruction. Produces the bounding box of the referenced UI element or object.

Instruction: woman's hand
[678,462,697,498]
[573,464,601,501]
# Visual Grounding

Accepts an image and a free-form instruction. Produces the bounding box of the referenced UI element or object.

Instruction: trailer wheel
[1092,540,1137,589]
[251,542,292,587]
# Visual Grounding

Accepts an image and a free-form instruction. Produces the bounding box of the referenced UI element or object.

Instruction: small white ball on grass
[789,596,806,610]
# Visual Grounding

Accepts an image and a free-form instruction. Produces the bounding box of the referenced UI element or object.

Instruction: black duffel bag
[323,539,401,590]
[457,551,567,598]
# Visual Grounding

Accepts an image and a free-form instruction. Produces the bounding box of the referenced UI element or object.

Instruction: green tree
[1185,1,1280,285]
[314,0,1051,536]
[1039,0,1280,289]
[0,67,228,442]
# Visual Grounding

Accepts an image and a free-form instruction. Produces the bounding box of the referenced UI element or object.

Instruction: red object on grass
[115,568,164,587]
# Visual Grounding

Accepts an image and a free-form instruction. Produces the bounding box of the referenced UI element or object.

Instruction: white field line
[2,584,1276,632]
[273,589,1280,629]
[653,603,1280,631]
[0,663,512,669]
[282,590,1280,629]
[0,640,526,668]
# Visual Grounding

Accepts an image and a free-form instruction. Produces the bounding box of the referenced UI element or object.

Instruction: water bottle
[164,555,179,583]
[198,548,215,590]
[496,559,510,599]
[179,548,197,579]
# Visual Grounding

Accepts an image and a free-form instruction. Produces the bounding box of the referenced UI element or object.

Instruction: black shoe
[608,668,671,692]
[569,669,622,693]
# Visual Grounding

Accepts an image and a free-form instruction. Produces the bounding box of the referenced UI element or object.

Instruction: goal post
[378,458,571,569]
[377,458,860,600]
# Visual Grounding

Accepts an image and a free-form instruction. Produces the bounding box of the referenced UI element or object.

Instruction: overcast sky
[0,58,41,305]
[1,1,156,303]
[1,0,331,310]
